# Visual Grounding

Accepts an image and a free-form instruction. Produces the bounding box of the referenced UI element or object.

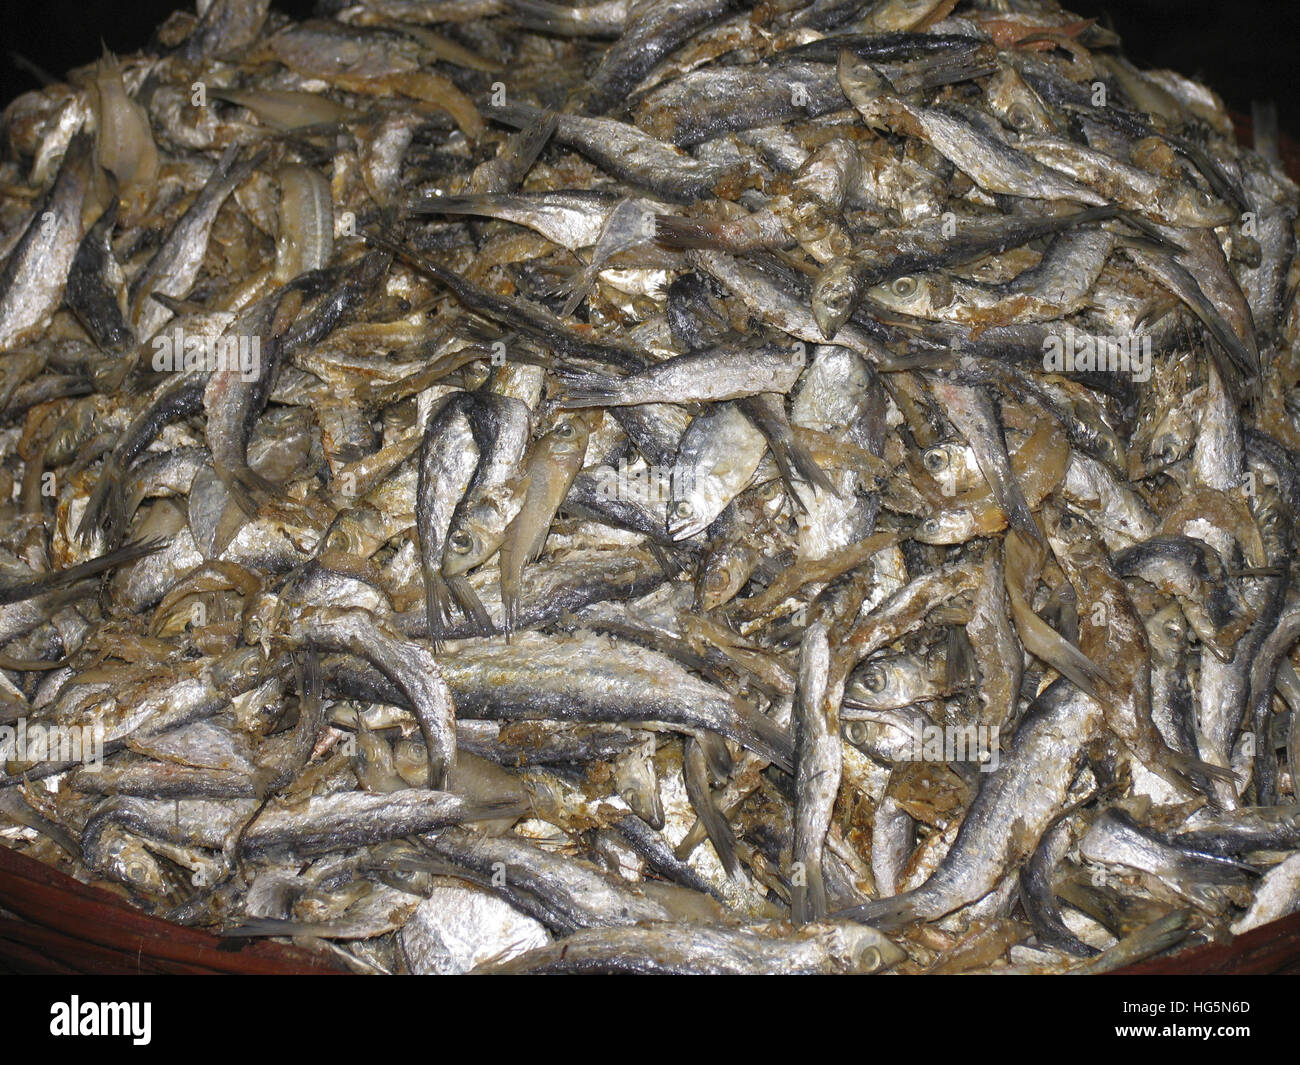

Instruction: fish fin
[558,285,594,319]
[1114,211,1186,252]
[697,730,733,780]
[1050,637,1112,698]
[502,109,558,179]
[786,438,838,498]
[210,493,251,558]
[1006,577,1112,698]
[557,263,598,318]
[1173,851,1260,884]
[945,625,977,690]
[647,542,674,575]
[408,193,493,217]
[149,291,208,316]
[766,442,809,512]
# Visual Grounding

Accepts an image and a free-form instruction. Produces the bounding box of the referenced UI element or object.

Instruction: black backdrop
[2,1,1298,135]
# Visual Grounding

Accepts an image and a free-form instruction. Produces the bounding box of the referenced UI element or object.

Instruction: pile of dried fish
[0,0,1298,975]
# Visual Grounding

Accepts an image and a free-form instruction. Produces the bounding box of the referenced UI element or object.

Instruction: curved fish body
[842,679,1102,930]
[434,630,793,769]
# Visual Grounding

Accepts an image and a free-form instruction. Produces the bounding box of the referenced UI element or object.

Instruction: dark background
[2,1,1299,136]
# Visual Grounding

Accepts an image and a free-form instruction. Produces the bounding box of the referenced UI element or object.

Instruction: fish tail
[228,468,276,518]
[448,575,494,636]
[424,567,454,645]
[556,383,618,408]
[505,109,558,173]
[740,706,795,773]
[499,568,521,639]
[681,734,739,877]
[461,796,531,823]
[654,215,732,249]
[792,863,828,926]
[837,890,925,932]
[76,459,120,547]
[0,536,165,606]
[1160,749,1237,800]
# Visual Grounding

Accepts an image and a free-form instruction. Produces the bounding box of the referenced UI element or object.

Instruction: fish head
[243,590,288,653]
[811,259,859,341]
[814,921,908,973]
[921,440,980,498]
[695,556,741,612]
[548,411,593,459]
[96,826,177,903]
[1144,601,1190,663]
[842,711,919,762]
[612,742,664,830]
[667,497,707,540]
[868,272,951,317]
[847,654,933,710]
[914,509,977,545]
[442,504,502,577]
[1042,504,1105,570]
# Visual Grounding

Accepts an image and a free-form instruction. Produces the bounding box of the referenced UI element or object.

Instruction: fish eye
[824,286,852,312]
[923,447,949,472]
[921,518,941,534]
[705,569,728,591]
[891,276,919,299]
[845,721,872,746]
[449,530,474,554]
[863,665,887,693]
[1007,104,1032,128]
[555,420,576,439]
[673,501,694,519]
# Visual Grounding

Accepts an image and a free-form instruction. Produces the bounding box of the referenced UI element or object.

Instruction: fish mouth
[440,553,478,579]
[813,302,848,341]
